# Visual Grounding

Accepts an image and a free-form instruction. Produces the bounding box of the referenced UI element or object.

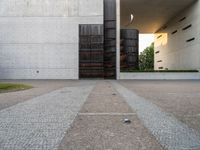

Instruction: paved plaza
[0,80,200,150]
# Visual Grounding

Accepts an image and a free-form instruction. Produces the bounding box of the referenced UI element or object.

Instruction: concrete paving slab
[59,115,163,150]
[59,81,163,150]
[80,81,133,113]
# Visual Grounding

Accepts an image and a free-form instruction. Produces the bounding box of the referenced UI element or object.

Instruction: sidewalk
[59,81,163,150]
[1,80,200,150]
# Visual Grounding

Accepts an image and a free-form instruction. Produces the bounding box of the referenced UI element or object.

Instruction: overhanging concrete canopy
[121,0,197,33]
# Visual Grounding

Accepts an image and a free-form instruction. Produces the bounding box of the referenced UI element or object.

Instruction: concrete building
[0,0,104,79]
[154,1,200,70]
[0,0,199,79]
[121,0,200,71]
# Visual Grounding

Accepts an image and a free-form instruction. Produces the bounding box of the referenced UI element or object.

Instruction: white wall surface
[0,0,103,79]
[154,0,200,71]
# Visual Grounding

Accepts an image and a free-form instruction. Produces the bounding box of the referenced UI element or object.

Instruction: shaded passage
[0,82,95,150]
[112,81,200,150]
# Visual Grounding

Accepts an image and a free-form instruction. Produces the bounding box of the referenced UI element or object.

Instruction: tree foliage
[139,43,154,70]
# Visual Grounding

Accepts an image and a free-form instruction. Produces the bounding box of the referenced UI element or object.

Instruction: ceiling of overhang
[120,0,197,33]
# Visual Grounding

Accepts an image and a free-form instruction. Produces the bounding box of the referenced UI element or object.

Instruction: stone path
[59,81,163,150]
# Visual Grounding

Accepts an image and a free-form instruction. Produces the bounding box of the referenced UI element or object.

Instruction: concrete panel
[0,0,69,17]
[0,43,79,79]
[0,17,103,44]
[116,0,120,79]
[76,16,103,24]
[179,44,200,69]
[154,1,200,71]
[0,18,78,44]
[0,69,78,79]
[68,0,79,16]
[0,44,78,69]
[0,0,103,79]
[79,0,103,16]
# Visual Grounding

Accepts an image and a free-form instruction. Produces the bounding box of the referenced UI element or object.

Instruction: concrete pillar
[116,0,121,79]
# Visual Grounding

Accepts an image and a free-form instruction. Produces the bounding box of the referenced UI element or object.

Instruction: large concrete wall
[0,0,103,79]
[154,0,200,70]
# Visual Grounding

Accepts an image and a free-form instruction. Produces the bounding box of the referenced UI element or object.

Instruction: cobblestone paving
[113,81,200,150]
[0,81,95,150]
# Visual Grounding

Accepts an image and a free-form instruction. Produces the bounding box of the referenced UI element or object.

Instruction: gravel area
[113,81,200,150]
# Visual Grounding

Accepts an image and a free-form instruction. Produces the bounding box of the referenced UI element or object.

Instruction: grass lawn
[0,83,33,93]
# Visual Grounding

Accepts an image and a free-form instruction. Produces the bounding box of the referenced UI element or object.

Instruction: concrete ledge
[119,72,200,80]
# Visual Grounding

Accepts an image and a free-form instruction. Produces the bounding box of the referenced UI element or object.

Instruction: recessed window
[186,38,195,42]
[182,24,192,30]
[179,17,186,22]
[171,30,177,34]
[157,35,162,39]
[159,67,163,69]
[155,51,160,54]
[157,60,162,63]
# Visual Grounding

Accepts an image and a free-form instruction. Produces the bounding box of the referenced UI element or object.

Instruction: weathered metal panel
[104,0,117,79]
[79,24,104,78]
[120,29,139,69]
